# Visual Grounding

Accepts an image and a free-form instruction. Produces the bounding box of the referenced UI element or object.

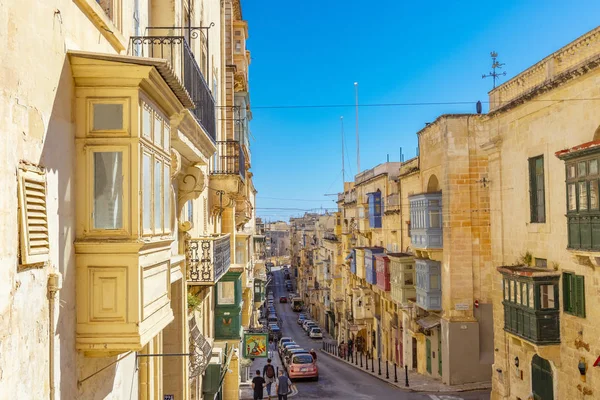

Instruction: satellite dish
[476,101,482,115]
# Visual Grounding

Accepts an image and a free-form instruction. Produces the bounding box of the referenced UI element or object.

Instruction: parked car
[279,342,298,355]
[304,322,318,333]
[281,345,301,359]
[287,353,318,381]
[267,315,278,325]
[302,319,316,330]
[279,296,287,303]
[278,337,293,352]
[283,347,306,361]
[269,326,282,341]
[297,314,307,325]
[309,327,323,339]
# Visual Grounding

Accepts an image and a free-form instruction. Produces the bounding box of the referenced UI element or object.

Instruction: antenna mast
[482,51,507,89]
[341,116,345,186]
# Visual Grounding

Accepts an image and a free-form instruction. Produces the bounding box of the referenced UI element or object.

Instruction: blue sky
[243,0,600,222]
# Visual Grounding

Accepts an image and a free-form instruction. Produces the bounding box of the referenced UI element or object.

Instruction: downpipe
[47,271,62,400]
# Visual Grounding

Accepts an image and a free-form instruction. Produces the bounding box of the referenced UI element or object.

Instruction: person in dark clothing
[252,370,266,400]
[309,349,317,362]
[275,370,294,400]
[262,359,276,399]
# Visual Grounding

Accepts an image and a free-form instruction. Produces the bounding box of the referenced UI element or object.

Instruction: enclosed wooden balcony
[415,259,442,311]
[389,253,416,305]
[409,192,443,250]
[498,266,561,345]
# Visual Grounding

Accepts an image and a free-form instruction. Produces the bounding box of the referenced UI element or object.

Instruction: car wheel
[313,375,319,381]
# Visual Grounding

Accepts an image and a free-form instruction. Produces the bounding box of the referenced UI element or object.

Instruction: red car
[279,296,288,303]
[288,353,318,381]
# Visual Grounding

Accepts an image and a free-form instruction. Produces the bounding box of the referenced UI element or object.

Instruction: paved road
[270,268,490,400]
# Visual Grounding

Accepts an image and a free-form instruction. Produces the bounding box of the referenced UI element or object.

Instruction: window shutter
[562,273,572,313]
[575,275,586,318]
[17,166,50,265]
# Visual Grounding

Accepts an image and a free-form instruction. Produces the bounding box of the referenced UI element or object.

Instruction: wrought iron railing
[128,35,216,141]
[186,234,231,285]
[188,315,214,377]
[211,141,245,180]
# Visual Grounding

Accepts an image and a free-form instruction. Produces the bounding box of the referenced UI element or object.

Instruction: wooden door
[426,338,432,374]
[532,355,554,400]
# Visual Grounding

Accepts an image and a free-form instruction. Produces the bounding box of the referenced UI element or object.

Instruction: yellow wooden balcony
[186,234,232,285]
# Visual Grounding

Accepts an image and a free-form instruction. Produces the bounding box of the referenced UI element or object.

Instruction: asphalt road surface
[270,267,490,400]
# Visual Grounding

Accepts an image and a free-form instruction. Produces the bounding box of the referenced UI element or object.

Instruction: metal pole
[360,352,363,368]
[386,360,389,379]
[354,82,360,173]
[378,357,381,376]
[394,363,398,383]
[371,351,375,373]
[404,365,409,387]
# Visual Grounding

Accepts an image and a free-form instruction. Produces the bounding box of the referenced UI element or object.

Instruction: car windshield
[311,329,321,333]
[292,354,314,364]
[283,343,297,348]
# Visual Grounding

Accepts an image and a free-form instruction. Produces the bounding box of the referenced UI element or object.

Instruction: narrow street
[270,268,490,400]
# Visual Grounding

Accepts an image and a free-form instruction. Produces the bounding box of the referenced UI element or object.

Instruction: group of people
[251,359,295,400]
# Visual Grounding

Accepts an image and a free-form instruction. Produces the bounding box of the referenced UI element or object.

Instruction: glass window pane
[579,182,588,211]
[154,159,163,232]
[521,283,528,306]
[515,282,521,304]
[218,281,235,304]
[164,164,170,232]
[142,153,152,232]
[528,285,534,308]
[154,115,162,146]
[429,210,441,229]
[93,103,123,131]
[504,279,509,301]
[540,284,556,309]
[568,183,577,211]
[568,164,576,179]
[591,180,599,210]
[93,152,123,229]
[590,160,598,175]
[578,161,587,177]
[163,124,170,151]
[142,106,152,138]
[430,274,440,290]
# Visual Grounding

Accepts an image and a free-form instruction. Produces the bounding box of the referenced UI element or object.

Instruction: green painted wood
[532,355,554,400]
[576,275,586,318]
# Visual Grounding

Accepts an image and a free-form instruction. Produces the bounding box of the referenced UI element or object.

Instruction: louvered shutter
[18,167,49,265]
[575,275,586,318]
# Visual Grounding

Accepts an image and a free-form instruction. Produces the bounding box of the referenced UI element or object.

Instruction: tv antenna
[482,51,507,89]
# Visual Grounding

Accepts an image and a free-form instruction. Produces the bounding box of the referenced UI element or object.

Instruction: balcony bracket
[177,164,206,217]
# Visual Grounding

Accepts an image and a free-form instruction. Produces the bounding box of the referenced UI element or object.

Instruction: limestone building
[0,0,256,398]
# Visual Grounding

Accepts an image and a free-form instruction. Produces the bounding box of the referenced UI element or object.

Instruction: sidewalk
[320,344,491,393]
[239,350,299,400]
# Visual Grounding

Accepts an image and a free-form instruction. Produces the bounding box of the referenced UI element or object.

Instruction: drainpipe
[47,271,62,400]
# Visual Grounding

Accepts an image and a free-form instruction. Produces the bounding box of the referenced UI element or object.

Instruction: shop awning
[416,315,441,330]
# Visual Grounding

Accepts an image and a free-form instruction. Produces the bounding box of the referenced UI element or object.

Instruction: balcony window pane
[142,106,152,138]
[218,281,235,305]
[93,152,123,229]
[504,279,509,300]
[540,284,556,309]
[164,164,171,232]
[154,115,162,146]
[579,182,588,211]
[429,210,441,229]
[578,161,587,177]
[591,180,599,210]
[515,282,521,304]
[568,164,576,179]
[568,183,577,211]
[590,160,598,175]
[154,159,163,232]
[163,124,170,151]
[521,283,528,306]
[430,274,440,290]
[528,285,534,308]
[93,103,123,131]
[142,153,152,232]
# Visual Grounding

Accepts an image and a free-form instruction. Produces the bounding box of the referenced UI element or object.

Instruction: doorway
[412,337,417,369]
[426,338,432,374]
[532,355,554,400]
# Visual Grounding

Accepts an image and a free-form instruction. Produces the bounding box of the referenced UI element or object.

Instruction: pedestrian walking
[275,370,295,400]
[348,338,353,354]
[252,370,266,400]
[262,359,276,400]
[268,339,276,358]
[309,348,317,362]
